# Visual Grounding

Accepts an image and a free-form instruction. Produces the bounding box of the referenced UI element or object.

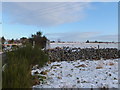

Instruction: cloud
[45,32,118,42]
[46,32,100,41]
[3,2,90,27]
[92,35,118,41]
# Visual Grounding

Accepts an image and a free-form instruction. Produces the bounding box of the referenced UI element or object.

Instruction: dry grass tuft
[75,64,87,68]
[109,62,114,66]
[96,66,103,69]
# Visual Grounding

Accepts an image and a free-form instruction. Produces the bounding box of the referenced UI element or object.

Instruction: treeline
[1,31,48,49]
[2,31,49,88]
[86,40,116,43]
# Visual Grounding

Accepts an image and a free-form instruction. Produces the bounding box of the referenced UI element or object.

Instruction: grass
[0,43,2,90]
[0,55,2,90]
[2,44,48,88]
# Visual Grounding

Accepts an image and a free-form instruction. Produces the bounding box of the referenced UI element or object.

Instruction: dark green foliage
[1,37,5,44]
[86,40,89,43]
[8,39,14,44]
[29,31,48,49]
[20,37,28,45]
[0,44,2,52]
[2,44,48,88]
[12,44,48,66]
[2,58,32,88]
[95,40,98,43]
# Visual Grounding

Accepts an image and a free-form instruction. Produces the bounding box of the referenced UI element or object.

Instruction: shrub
[2,58,32,88]
[2,44,48,88]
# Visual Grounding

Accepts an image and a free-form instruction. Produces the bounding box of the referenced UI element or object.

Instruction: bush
[2,58,32,88]
[2,44,48,88]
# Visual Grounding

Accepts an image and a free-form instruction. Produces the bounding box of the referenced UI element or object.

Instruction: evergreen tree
[29,31,48,48]
[86,40,89,43]
[1,36,6,44]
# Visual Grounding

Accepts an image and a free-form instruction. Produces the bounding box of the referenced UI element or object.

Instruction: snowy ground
[32,59,118,88]
[50,43,118,49]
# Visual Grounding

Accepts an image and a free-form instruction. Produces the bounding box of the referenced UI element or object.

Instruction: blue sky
[2,2,118,42]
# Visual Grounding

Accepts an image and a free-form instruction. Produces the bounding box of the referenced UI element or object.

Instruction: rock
[114,77,117,80]
[67,74,72,77]
[109,74,111,76]
[77,80,80,83]
[57,77,62,79]
[34,71,39,74]
[51,73,54,75]
[47,47,119,62]
[40,71,47,75]
[81,81,87,83]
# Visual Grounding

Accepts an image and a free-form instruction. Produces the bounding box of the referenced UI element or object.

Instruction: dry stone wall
[46,47,119,62]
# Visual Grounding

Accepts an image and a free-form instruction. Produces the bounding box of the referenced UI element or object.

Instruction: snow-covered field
[32,59,118,88]
[50,43,118,49]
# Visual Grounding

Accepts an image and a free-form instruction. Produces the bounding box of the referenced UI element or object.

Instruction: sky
[2,2,118,42]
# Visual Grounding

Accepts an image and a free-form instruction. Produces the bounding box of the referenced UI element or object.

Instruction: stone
[77,80,80,83]
[114,77,117,80]
[46,47,119,62]
[57,77,62,79]
[40,71,47,75]
[51,73,54,75]
[34,71,39,74]
[109,74,111,76]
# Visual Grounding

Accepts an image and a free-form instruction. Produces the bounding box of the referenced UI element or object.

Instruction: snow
[32,59,118,88]
[50,42,118,49]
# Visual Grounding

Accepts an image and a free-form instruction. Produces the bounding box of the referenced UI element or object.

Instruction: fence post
[98,45,100,59]
[33,41,35,48]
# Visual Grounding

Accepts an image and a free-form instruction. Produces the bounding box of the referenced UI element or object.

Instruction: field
[32,43,119,88]
[32,59,118,88]
[50,42,118,49]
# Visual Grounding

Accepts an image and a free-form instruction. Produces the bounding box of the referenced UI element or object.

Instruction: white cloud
[3,2,90,27]
[46,32,118,42]
[46,32,100,41]
[93,35,118,41]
